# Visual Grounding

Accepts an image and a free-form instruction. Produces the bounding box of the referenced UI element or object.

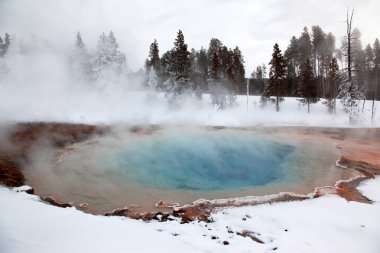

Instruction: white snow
[0,88,379,127]
[11,185,33,193]
[358,178,380,203]
[1,177,379,253]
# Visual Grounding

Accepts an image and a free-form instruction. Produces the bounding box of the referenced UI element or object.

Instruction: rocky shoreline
[0,122,108,187]
[1,122,379,224]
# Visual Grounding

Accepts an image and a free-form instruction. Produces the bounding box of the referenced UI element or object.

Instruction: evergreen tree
[207,38,223,63]
[285,36,300,96]
[263,43,288,111]
[324,57,339,113]
[210,52,220,81]
[4,33,10,53]
[189,48,200,91]
[75,32,85,49]
[0,33,10,57]
[298,27,312,67]
[93,31,126,78]
[298,58,319,113]
[374,38,380,100]
[165,30,192,103]
[70,32,92,81]
[364,44,374,99]
[311,25,328,96]
[145,39,160,71]
[251,65,266,94]
[229,46,245,104]
[189,48,207,96]
[325,32,336,59]
[94,32,111,70]
[160,49,174,84]
[209,52,227,108]
[197,48,208,91]
[372,38,380,117]
[311,26,325,72]
[0,37,4,57]
[232,47,245,85]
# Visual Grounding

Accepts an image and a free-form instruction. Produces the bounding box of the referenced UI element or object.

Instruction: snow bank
[1,177,379,253]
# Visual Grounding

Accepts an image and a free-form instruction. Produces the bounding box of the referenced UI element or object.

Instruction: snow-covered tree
[70,32,92,81]
[207,38,223,63]
[338,9,365,123]
[92,31,126,80]
[298,58,319,113]
[263,43,288,111]
[165,30,192,104]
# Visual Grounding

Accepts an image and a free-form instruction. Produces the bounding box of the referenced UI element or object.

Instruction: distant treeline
[143,26,380,100]
[0,33,11,57]
[1,17,379,116]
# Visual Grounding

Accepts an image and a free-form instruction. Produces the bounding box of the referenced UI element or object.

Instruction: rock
[237,230,265,244]
[223,241,229,245]
[141,212,155,221]
[226,226,234,234]
[181,216,193,224]
[42,197,72,208]
[104,207,130,216]
[173,208,210,224]
[26,188,34,194]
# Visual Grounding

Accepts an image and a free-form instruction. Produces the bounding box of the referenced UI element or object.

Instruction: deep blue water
[108,130,296,191]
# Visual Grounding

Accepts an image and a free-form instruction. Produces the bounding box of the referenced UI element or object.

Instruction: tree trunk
[372,95,375,120]
[276,96,280,112]
[362,99,366,114]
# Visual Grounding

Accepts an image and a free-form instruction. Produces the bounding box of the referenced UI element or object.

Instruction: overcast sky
[0,0,379,75]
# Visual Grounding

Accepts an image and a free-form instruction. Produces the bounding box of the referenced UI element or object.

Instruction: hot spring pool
[110,130,295,191]
[25,126,351,214]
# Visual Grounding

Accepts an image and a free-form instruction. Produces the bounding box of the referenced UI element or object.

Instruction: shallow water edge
[1,123,379,220]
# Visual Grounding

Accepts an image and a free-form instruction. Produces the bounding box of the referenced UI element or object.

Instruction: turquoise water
[27,127,349,213]
[108,130,295,191]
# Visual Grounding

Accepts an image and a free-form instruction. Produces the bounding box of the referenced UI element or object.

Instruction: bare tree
[338,9,365,123]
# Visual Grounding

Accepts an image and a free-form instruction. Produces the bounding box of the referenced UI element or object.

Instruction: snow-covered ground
[0,88,379,127]
[0,177,379,253]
